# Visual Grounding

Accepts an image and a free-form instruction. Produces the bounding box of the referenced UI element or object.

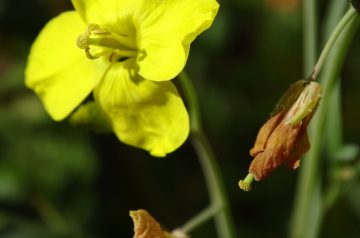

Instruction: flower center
[76,24,137,62]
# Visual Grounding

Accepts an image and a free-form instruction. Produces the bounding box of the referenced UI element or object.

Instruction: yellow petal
[135,0,219,81]
[25,11,107,120]
[71,0,140,36]
[95,60,189,157]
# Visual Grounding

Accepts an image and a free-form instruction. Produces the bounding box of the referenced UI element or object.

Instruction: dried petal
[130,209,171,238]
[249,116,302,180]
[250,112,283,157]
[247,80,321,181]
[286,129,310,169]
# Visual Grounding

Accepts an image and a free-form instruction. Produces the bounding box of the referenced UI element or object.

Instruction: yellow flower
[25,0,219,157]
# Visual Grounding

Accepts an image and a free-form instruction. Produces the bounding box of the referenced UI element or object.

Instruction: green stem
[290,6,360,238]
[309,8,357,80]
[178,72,202,132]
[178,71,236,238]
[302,0,317,76]
[181,205,220,233]
[323,0,348,39]
[290,2,318,236]
[321,0,347,214]
[30,193,69,235]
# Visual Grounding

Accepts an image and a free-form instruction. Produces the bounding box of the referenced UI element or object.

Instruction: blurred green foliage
[1,0,360,237]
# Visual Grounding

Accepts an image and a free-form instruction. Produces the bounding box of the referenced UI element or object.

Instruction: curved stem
[290,6,360,238]
[309,7,357,80]
[323,0,348,39]
[178,71,236,238]
[181,205,220,233]
[30,193,69,235]
[178,72,202,132]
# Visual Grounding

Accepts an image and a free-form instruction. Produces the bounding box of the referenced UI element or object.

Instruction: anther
[76,33,89,49]
[76,24,137,62]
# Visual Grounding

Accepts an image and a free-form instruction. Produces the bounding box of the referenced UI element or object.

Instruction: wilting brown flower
[130,209,190,238]
[239,80,321,190]
[130,209,171,238]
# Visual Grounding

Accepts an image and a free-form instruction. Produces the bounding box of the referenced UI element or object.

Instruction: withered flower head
[130,209,171,238]
[239,80,321,191]
[130,209,190,238]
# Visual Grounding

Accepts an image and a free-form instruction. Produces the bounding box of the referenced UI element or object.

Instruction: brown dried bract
[130,209,171,238]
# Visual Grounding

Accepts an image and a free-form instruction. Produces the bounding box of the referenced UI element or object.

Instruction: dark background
[1,0,360,237]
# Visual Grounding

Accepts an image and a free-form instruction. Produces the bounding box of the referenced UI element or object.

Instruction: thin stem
[190,132,236,238]
[290,2,318,236]
[178,71,237,238]
[290,6,360,238]
[323,0,348,39]
[178,71,202,131]
[303,0,317,76]
[321,0,348,214]
[181,205,220,233]
[30,193,69,235]
[309,7,357,80]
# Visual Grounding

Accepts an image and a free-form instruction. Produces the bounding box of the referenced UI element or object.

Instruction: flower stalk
[181,205,220,233]
[290,4,360,238]
[178,71,236,238]
[308,7,358,81]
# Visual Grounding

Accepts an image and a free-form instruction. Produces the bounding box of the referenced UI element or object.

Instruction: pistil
[239,173,255,192]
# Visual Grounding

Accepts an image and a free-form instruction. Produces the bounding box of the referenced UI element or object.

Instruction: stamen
[239,173,255,192]
[85,47,99,59]
[76,24,137,62]
[112,33,137,49]
[76,33,90,49]
[88,24,110,35]
[87,36,132,51]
